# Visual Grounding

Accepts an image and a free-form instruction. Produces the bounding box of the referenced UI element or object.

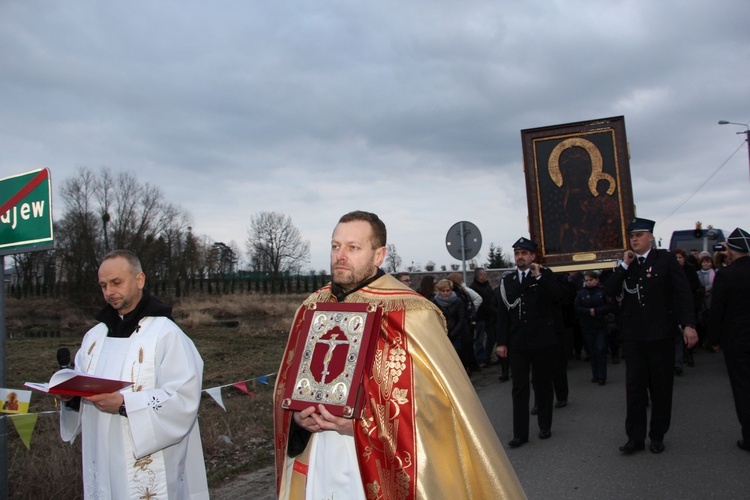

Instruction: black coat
[470,279,498,325]
[574,284,615,331]
[495,267,562,350]
[604,249,696,342]
[708,255,750,350]
[433,295,467,340]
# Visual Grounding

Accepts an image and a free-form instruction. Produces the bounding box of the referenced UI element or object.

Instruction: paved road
[213,347,748,499]
[474,348,749,499]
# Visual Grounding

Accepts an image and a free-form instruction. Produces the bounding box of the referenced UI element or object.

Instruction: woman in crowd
[447,272,482,373]
[697,254,716,346]
[674,248,702,371]
[432,279,468,362]
[418,275,437,299]
[574,271,615,385]
[714,248,730,268]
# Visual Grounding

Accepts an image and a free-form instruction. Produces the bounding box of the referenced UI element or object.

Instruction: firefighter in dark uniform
[605,218,698,454]
[496,237,563,448]
[707,227,750,452]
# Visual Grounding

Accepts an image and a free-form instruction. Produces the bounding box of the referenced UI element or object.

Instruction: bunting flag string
[204,387,226,411]
[232,381,254,396]
[1,372,278,449]
[9,413,39,449]
[202,372,276,409]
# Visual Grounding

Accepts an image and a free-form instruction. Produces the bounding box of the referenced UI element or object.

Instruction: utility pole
[718,120,750,182]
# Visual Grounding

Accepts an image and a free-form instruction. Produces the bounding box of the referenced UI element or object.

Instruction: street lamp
[718,120,750,180]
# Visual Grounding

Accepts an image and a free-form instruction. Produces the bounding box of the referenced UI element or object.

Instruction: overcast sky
[1,1,748,272]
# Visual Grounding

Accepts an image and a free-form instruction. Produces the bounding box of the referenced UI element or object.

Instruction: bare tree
[11,251,54,296]
[55,167,194,294]
[384,244,402,273]
[56,168,104,291]
[246,211,310,276]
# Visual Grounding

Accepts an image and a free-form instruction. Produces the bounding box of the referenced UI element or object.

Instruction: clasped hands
[293,404,354,436]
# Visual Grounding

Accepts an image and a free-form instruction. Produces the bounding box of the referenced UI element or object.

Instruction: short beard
[332,266,375,293]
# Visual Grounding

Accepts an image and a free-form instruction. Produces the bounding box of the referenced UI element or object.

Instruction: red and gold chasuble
[274,274,526,500]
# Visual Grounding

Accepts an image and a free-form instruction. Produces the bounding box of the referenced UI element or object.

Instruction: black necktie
[637,256,645,266]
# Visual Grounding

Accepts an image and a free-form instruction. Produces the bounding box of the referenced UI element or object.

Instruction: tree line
[6,167,314,303]
[6,167,511,302]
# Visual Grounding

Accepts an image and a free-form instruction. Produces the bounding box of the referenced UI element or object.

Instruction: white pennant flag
[205,387,226,411]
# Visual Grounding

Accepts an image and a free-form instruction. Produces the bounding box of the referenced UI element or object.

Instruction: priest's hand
[293,406,323,433]
[311,404,354,436]
[496,345,508,358]
[293,404,354,436]
[85,392,125,414]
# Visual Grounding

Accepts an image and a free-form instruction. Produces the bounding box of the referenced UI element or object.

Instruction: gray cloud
[1,0,748,271]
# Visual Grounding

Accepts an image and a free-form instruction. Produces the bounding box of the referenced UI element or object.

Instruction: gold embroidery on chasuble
[364,296,424,500]
[130,346,146,392]
[126,334,159,494]
[137,487,157,500]
[272,304,310,494]
[132,449,157,494]
[364,322,412,500]
[84,340,97,372]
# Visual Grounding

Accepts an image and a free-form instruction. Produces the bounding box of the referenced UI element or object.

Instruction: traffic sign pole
[1,254,7,499]
[445,220,483,281]
[460,222,467,283]
[0,168,55,495]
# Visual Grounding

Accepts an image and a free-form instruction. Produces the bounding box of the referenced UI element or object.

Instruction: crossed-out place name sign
[0,168,54,255]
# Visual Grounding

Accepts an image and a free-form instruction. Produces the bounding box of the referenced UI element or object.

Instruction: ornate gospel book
[281,302,382,419]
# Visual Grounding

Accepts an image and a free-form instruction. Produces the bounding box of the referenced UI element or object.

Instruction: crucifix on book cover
[281,302,382,419]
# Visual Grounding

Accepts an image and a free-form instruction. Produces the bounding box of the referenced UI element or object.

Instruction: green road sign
[0,168,54,255]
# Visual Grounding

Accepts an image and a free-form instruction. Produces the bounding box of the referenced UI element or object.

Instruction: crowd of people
[53,210,747,498]
[399,218,747,458]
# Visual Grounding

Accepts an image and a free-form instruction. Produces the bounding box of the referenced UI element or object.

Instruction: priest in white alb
[59,250,208,499]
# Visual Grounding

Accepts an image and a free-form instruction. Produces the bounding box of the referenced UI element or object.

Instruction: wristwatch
[118,402,128,418]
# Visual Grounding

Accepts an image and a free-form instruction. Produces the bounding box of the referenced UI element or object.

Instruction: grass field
[3,293,302,498]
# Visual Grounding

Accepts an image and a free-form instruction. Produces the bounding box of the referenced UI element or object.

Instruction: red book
[24,369,131,397]
[281,302,382,419]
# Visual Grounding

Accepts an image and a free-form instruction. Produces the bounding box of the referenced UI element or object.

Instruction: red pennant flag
[232,381,256,397]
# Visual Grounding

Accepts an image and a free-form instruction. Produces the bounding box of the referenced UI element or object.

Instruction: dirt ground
[210,465,276,499]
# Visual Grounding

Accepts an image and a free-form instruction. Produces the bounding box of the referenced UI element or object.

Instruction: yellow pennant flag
[9,413,39,449]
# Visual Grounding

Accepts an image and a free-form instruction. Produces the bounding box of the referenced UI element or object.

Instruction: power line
[657,141,746,225]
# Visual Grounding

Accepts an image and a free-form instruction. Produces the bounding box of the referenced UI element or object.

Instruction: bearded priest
[273,211,524,499]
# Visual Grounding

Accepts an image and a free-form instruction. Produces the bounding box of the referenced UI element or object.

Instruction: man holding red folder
[59,250,208,499]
